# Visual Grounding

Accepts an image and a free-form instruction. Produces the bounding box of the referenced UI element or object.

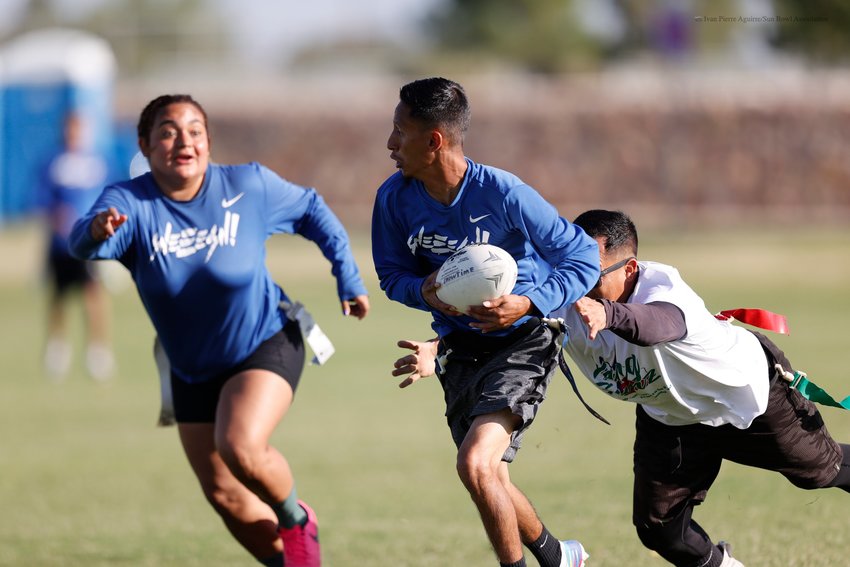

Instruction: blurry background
[1,0,849,228]
[1,2,850,566]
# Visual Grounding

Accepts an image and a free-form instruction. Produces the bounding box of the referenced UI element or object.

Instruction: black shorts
[633,333,843,527]
[436,318,561,463]
[171,321,305,423]
[47,249,96,295]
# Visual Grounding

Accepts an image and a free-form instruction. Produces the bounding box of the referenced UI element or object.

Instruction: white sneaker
[44,337,72,380]
[560,539,589,567]
[718,541,745,567]
[86,343,115,381]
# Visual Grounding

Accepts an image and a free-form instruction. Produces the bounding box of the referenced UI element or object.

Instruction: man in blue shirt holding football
[70,94,369,567]
[372,77,599,567]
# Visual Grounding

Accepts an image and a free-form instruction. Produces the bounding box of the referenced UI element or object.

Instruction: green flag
[781,368,850,410]
[791,372,850,410]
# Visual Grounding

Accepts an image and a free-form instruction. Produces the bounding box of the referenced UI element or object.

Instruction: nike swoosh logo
[221,193,245,208]
[469,214,490,223]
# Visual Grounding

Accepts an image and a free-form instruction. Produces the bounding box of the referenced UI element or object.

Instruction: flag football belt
[152,301,334,427]
[774,365,850,410]
[281,300,335,366]
[542,317,611,425]
[716,308,850,411]
[440,317,542,359]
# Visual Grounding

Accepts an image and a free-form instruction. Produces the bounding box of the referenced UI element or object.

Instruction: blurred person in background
[40,112,115,381]
[372,77,598,567]
[393,209,850,567]
[69,94,370,567]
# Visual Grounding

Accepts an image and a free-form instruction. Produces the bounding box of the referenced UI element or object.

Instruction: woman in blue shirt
[70,94,369,567]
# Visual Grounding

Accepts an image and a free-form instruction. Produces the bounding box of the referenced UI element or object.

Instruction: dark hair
[573,210,638,256]
[137,94,208,142]
[399,77,471,143]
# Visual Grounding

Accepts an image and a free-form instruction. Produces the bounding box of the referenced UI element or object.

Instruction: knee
[200,478,242,518]
[456,449,496,492]
[206,486,235,516]
[217,437,265,482]
[634,520,679,556]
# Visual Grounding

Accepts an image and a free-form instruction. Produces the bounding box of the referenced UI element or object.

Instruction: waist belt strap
[558,349,611,425]
[716,309,848,410]
[281,300,335,365]
[543,317,610,425]
[776,364,850,410]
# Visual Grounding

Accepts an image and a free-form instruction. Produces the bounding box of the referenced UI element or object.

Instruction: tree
[426,0,604,73]
[771,0,850,63]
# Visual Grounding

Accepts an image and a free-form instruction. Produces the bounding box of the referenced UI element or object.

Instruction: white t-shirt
[558,261,769,428]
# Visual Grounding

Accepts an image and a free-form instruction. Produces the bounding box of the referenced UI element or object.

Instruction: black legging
[636,443,850,567]
[827,443,850,491]
[635,506,718,567]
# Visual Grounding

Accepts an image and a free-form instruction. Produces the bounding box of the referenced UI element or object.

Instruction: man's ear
[428,129,444,151]
[625,257,639,277]
[138,138,150,158]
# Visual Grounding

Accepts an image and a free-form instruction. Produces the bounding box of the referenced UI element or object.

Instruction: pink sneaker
[278,499,321,567]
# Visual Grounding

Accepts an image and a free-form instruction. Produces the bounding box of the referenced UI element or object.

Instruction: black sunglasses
[593,256,636,289]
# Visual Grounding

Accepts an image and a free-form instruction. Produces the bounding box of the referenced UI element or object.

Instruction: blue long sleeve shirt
[70,162,367,382]
[372,158,599,337]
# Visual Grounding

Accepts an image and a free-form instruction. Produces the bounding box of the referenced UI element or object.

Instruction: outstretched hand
[342,294,370,319]
[392,339,439,388]
[573,296,607,340]
[90,207,128,241]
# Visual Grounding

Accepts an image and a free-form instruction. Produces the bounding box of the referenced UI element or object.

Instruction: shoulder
[376,171,413,201]
[210,161,268,180]
[466,161,542,212]
[207,162,289,194]
[104,176,149,200]
[467,160,524,192]
[638,262,681,287]
[632,262,700,306]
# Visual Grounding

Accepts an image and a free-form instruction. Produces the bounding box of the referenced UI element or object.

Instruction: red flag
[715,308,789,335]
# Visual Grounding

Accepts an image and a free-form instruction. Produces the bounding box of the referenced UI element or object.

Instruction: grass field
[1,221,849,567]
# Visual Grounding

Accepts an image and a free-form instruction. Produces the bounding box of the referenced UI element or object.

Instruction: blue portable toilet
[0,28,116,223]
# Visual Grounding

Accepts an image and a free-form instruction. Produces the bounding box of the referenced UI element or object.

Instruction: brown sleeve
[600,300,687,346]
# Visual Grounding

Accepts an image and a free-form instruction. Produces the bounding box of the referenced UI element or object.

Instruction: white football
[435,244,518,310]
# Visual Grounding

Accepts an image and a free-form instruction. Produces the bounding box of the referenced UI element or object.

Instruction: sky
[0,0,442,65]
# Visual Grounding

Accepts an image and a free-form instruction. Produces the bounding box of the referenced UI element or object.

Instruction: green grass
[1,221,849,566]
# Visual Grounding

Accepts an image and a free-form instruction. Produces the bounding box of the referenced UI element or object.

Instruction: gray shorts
[436,318,562,462]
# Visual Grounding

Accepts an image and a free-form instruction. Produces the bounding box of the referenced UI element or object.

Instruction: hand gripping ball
[435,244,518,310]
